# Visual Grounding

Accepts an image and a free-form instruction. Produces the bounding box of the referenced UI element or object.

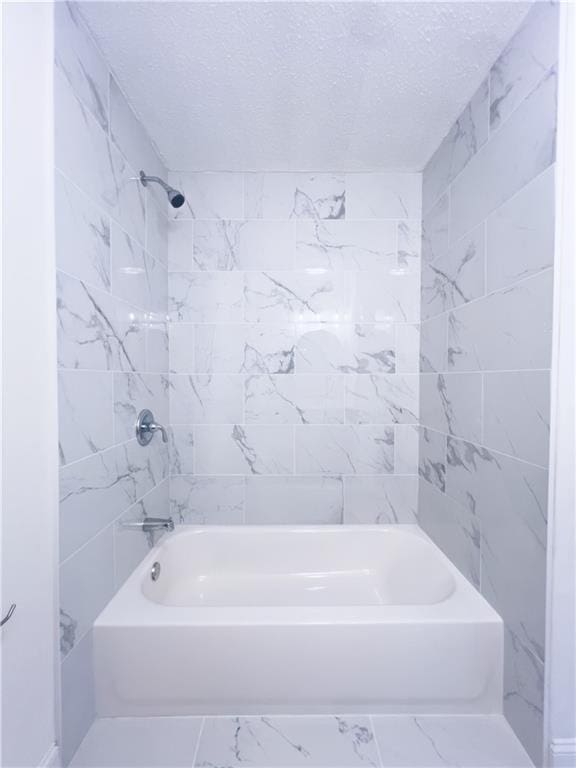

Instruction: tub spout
[121,517,175,533]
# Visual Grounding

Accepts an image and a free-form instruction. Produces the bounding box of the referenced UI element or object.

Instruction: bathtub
[94,525,502,717]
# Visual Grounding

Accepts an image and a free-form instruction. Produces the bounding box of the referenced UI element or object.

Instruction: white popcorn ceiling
[79,1,532,172]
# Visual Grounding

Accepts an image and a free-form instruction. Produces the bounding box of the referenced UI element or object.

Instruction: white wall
[1,2,59,766]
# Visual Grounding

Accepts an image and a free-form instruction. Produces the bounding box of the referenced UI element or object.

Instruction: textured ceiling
[79,1,531,171]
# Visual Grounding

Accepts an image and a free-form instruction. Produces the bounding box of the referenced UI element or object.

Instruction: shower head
[139,171,186,209]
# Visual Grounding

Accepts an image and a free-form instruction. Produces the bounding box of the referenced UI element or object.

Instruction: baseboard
[38,744,60,768]
[549,739,576,768]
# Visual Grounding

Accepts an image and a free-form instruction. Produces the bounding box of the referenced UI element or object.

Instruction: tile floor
[70,714,533,768]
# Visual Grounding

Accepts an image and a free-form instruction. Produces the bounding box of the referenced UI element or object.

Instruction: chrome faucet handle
[136,409,168,446]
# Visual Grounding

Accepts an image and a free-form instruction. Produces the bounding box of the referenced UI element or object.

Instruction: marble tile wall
[55,3,170,760]
[418,4,558,764]
[167,171,422,526]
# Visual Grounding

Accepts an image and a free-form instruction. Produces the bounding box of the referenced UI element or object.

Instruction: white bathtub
[94,525,502,717]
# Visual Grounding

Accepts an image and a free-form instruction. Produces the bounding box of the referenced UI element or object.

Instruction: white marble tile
[195,425,293,475]
[355,270,420,324]
[169,324,195,374]
[55,2,109,130]
[373,715,531,767]
[295,323,395,375]
[420,373,482,442]
[70,716,203,768]
[168,220,194,271]
[245,476,343,524]
[55,171,111,291]
[168,172,243,220]
[60,527,114,659]
[448,269,553,372]
[450,69,557,242]
[486,165,555,293]
[420,314,447,373]
[295,220,396,270]
[245,374,345,425]
[483,370,550,468]
[57,271,146,372]
[490,2,559,131]
[169,476,244,524]
[169,374,244,424]
[113,372,169,442]
[245,172,297,219]
[417,477,480,588]
[394,324,420,373]
[422,194,449,266]
[58,370,114,466]
[61,632,95,766]
[111,223,167,312]
[418,427,446,493]
[146,196,169,267]
[346,173,422,219]
[345,374,419,425]
[422,224,486,319]
[423,79,490,213]
[145,315,169,374]
[295,425,394,475]
[195,715,379,767]
[169,272,244,322]
[394,424,419,475]
[397,220,422,274]
[245,173,345,220]
[245,271,351,323]
[193,220,294,270]
[446,436,548,660]
[195,324,295,374]
[344,475,417,523]
[168,425,195,475]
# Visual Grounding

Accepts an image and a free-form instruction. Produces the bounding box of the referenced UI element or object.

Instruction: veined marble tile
[169,271,244,322]
[483,370,550,468]
[111,223,167,312]
[245,374,345,425]
[345,374,419,425]
[55,2,109,131]
[420,373,482,443]
[245,173,345,220]
[420,314,447,373]
[418,426,446,493]
[245,476,343,524]
[244,271,351,323]
[61,632,95,765]
[55,171,111,291]
[446,437,548,661]
[394,424,419,475]
[346,173,422,219]
[417,478,480,588]
[170,476,244,524]
[295,323,395,374]
[245,172,297,219]
[168,220,194,271]
[169,324,195,374]
[145,315,169,374]
[373,715,531,767]
[168,172,243,220]
[394,324,420,373]
[423,79,490,213]
[486,165,555,293]
[422,224,486,319]
[295,220,396,270]
[490,2,559,131]
[344,475,417,523]
[193,220,294,270]
[422,194,449,266]
[57,271,146,372]
[295,425,394,475]
[195,715,379,767]
[195,425,293,475]
[355,270,420,324]
[450,68,557,242]
[113,372,169,443]
[397,220,422,274]
[168,426,195,475]
[448,269,553,371]
[145,196,169,268]
[58,370,114,466]
[195,324,295,374]
[60,527,114,659]
[114,481,170,588]
[169,374,244,424]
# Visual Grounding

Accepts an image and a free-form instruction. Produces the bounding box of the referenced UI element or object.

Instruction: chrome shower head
[139,170,186,209]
